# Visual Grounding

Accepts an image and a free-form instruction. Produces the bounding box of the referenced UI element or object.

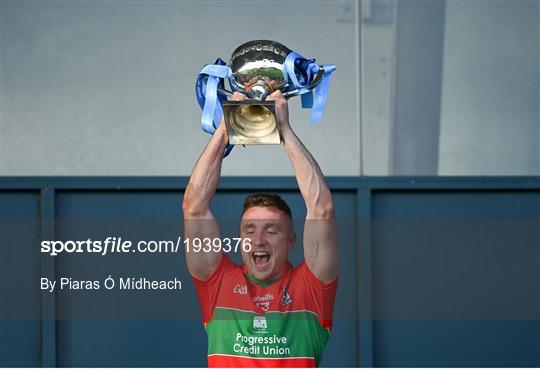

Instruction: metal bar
[358,184,374,367]
[2,176,539,191]
[40,184,56,367]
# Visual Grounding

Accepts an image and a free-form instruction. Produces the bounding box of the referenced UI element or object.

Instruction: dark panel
[372,190,540,366]
[56,190,184,220]
[374,320,540,367]
[4,178,538,368]
[0,191,41,367]
[54,189,358,367]
[54,190,203,366]
[56,321,206,367]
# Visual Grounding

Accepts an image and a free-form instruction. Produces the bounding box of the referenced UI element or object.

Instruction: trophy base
[223,100,281,145]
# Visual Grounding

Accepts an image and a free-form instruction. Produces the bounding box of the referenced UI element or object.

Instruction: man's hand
[231,91,248,102]
[266,90,292,139]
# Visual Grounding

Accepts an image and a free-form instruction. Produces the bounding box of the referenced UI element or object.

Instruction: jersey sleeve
[297,261,338,330]
[191,255,237,324]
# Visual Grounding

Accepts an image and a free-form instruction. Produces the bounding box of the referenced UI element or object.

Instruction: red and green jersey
[192,256,338,368]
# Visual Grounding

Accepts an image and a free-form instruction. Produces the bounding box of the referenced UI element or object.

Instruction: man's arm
[183,94,244,280]
[267,91,338,283]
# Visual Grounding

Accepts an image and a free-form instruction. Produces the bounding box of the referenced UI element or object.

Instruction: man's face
[240,206,296,281]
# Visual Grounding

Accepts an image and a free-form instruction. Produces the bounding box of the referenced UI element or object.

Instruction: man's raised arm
[267,91,338,283]
[182,113,230,280]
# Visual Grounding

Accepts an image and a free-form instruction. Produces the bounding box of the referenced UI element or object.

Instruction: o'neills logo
[252,293,273,303]
[233,284,247,295]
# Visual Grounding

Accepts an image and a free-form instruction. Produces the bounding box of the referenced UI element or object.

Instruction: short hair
[241,192,292,219]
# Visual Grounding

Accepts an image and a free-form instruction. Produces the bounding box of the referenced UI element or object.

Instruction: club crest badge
[280,286,293,305]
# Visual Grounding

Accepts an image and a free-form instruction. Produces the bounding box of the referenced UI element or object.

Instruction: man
[183,90,338,367]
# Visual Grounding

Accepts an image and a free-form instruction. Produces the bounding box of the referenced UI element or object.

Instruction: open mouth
[252,251,271,267]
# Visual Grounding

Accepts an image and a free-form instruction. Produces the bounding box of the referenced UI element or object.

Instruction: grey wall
[439,1,540,175]
[2,1,539,176]
[1,1,360,176]
[361,0,539,175]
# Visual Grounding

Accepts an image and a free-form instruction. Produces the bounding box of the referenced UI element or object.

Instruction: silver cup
[220,40,325,145]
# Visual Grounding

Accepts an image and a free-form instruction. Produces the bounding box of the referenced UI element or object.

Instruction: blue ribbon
[311,64,336,123]
[195,59,234,157]
[283,52,336,124]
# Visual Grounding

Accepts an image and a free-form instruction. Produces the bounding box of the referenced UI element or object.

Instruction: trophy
[195,40,336,151]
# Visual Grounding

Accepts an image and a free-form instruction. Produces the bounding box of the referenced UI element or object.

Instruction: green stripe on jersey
[245,273,281,288]
[206,308,330,366]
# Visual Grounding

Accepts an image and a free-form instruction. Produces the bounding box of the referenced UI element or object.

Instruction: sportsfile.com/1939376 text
[40,237,252,256]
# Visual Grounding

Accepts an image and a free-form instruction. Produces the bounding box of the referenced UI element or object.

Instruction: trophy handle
[282,66,325,98]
